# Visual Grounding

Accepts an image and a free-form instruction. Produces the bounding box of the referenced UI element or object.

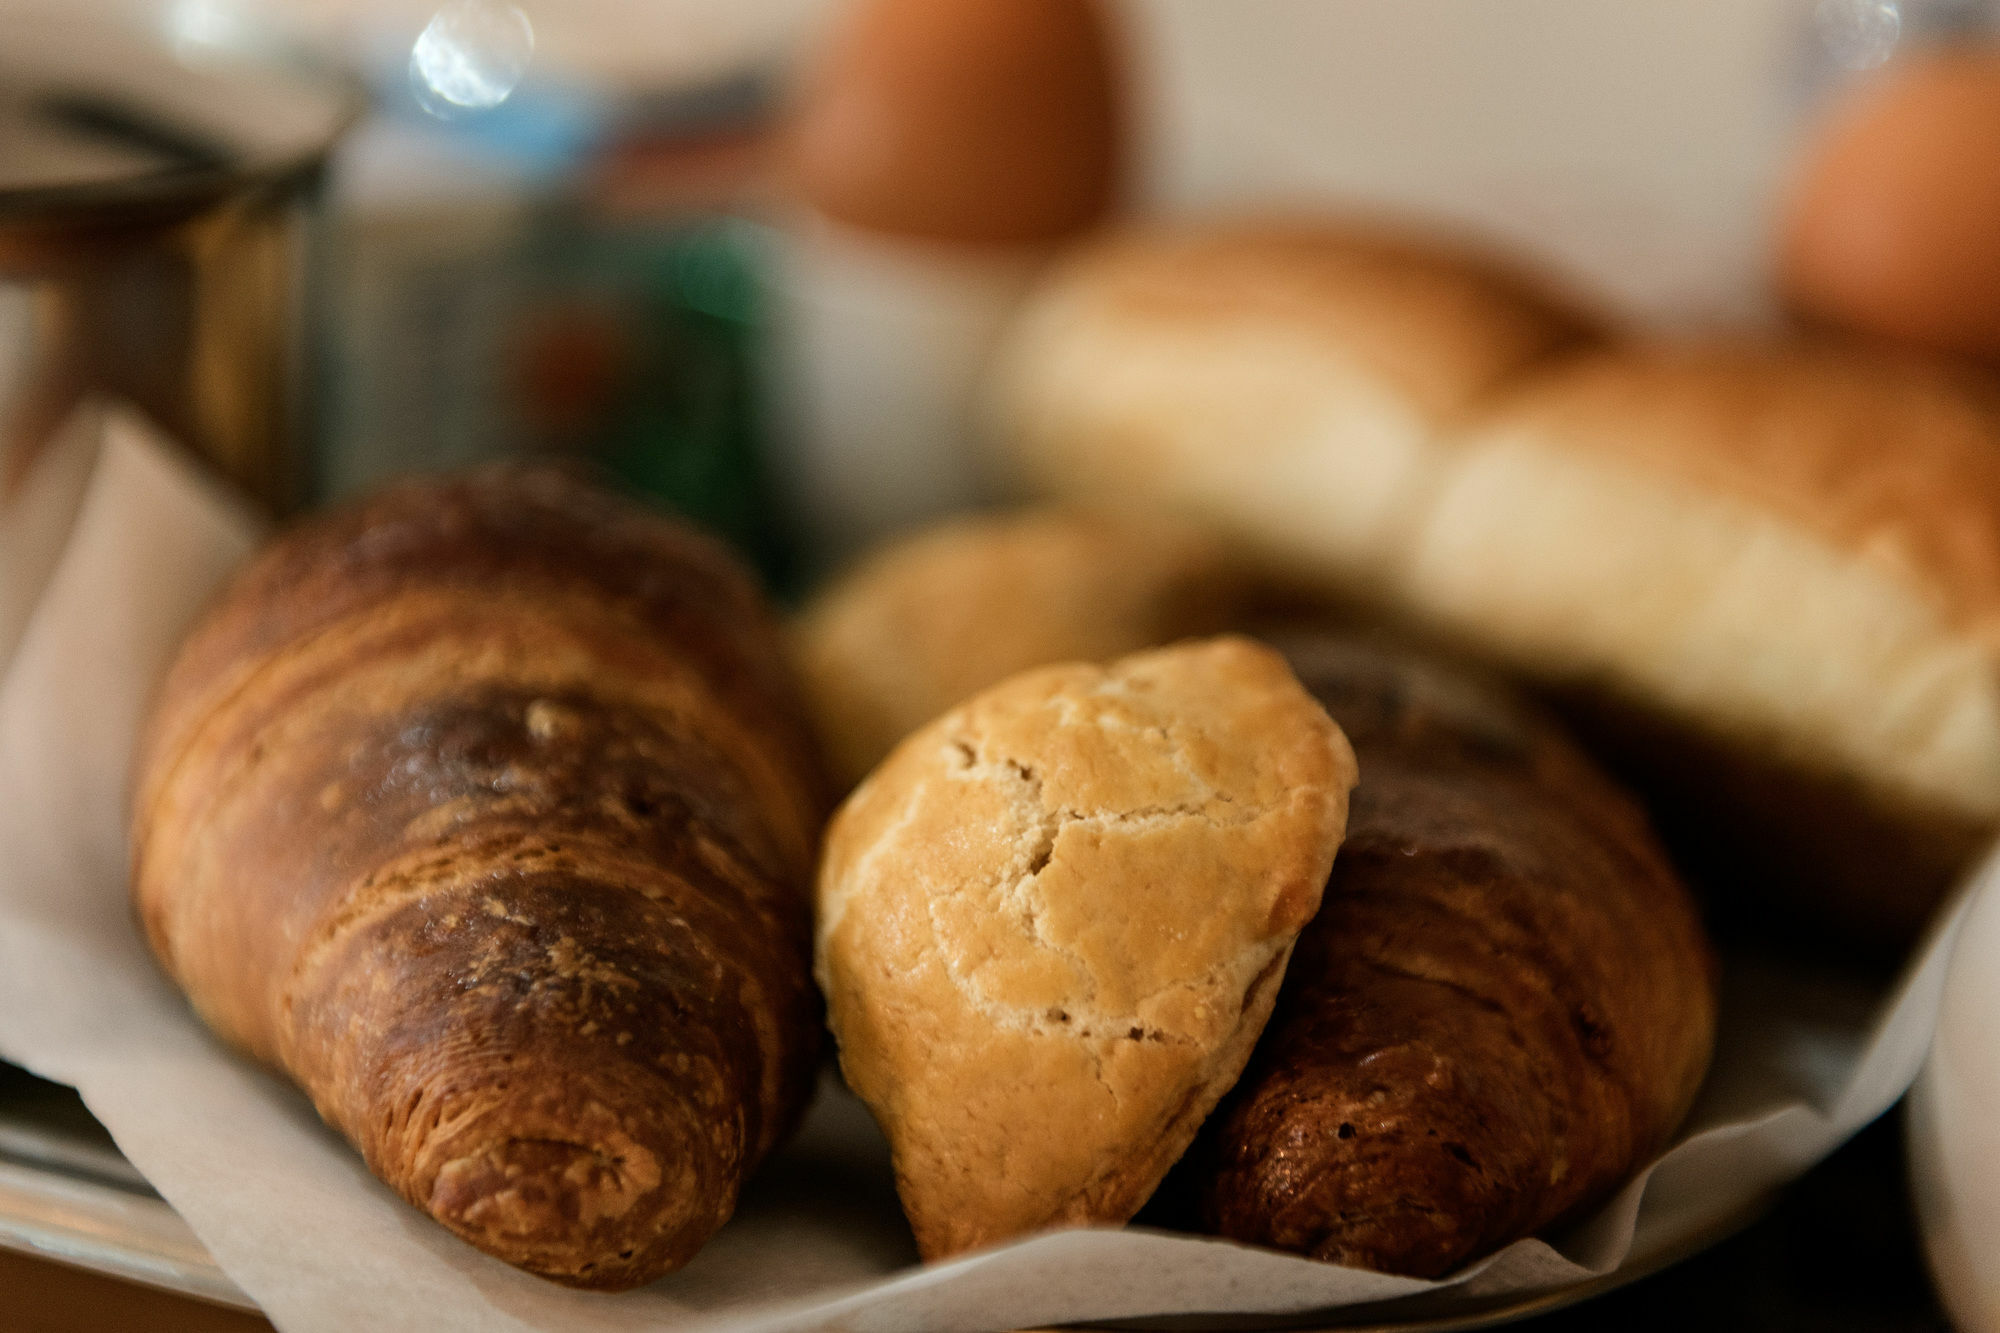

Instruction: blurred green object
[512,213,794,589]
[323,200,796,591]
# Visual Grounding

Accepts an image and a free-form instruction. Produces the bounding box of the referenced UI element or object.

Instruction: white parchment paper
[0,406,1981,1332]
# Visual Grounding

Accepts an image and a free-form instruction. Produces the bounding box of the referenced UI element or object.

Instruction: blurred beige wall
[1122,0,1818,328]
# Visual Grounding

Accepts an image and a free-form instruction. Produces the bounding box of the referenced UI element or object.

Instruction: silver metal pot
[0,12,355,512]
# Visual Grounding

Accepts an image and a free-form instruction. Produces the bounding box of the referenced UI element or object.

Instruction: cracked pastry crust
[795,507,1246,789]
[1190,632,1716,1278]
[815,635,1357,1258]
[130,469,826,1289]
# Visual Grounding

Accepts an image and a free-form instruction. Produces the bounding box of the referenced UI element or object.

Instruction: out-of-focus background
[9,1,2000,1327]
[12,0,1996,585]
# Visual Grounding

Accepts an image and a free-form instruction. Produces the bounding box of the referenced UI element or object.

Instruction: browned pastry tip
[131,468,825,1288]
[1192,631,1716,1278]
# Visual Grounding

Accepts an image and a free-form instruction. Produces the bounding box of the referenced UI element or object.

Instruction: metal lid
[0,9,357,225]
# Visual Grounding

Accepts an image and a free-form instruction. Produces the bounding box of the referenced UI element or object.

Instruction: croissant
[130,469,826,1289]
[1191,631,1716,1278]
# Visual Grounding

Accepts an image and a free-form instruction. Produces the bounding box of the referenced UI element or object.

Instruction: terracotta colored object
[786,0,1122,243]
[1781,48,2000,361]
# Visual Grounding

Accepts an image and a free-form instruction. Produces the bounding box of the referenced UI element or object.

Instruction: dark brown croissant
[1191,631,1716,1278]
[130,469,825,1289]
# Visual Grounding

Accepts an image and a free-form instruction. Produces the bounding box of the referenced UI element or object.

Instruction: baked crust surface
[1469,344,2000,643]
[795,508,1244,787]
[816,636,1355,1257]
[131,469,826,1289]
[1195,633,1716,1277]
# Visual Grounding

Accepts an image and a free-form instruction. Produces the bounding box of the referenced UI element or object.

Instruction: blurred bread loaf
[131,471,826,1289]
[993,222,2000,936]
[990,224,1596,589]
[1192,631,1715,1277]
[816,637,1355,1258]
[1412,345,2000,936]
[794,508,1244,787]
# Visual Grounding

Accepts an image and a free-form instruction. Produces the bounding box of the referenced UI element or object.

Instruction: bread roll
[1409,344,2000,937]
[990,223,1595,589]
[993,223,2000,936]
[816,636,1355,1258]
[794,507,1244,786]
[1191,631,1715,1278]
[131,470,825,1289]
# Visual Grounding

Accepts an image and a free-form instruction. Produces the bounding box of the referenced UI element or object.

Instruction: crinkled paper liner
[0,405,1978,1332]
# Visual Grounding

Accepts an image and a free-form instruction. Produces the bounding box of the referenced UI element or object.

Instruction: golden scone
[795,508,1244,787]
[989,222,1595,589]
[815,636,1356,1258]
